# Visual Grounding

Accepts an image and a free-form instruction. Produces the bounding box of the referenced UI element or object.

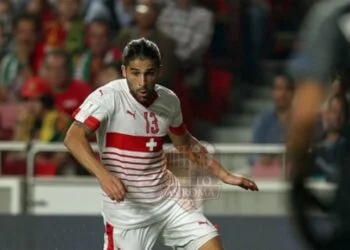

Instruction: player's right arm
[64,89,126,202]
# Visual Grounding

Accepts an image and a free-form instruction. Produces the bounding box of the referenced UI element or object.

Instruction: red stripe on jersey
[84,116,100,131]
[169,123,186,135]
[102,151,163,160]
[106,223,114,250]
[126,176,170,188]
[105,163,164,172]
[72,107,80,119]
[110,169,163,176]
[106,132,164,152]
[127,184,179,198]
[127,187,167,194]
[101,157,164,165]
[118,175,165,182]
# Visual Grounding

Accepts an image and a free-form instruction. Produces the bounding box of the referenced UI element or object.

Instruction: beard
[127,80,155,105]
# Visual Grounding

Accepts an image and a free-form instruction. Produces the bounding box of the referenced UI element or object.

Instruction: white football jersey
[72,79,187,228]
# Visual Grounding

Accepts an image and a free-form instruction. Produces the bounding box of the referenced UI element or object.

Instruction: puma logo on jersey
[99,89,103,96]
[127,110,136,119]
[198,221,209,225]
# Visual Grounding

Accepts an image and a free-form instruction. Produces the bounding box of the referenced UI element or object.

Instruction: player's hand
[99,172,127,202]
[222,174,259,191]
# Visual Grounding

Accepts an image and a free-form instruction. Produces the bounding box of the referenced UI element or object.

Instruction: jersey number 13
[143,112,159,134]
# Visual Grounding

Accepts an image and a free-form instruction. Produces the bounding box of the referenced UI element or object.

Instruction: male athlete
[64,38,258,250]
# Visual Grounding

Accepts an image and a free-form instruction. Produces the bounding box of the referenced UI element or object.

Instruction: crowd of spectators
[0,0,308,176]
[250,72,350,181]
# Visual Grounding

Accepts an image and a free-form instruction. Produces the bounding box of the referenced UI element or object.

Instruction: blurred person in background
[0,0,12,59]
[249,73,294,176]
[4,76,72,176]
[311,94,349,183]
[105,0,135,31]
[26,0,54,30]
[75,18,122,88]
[198,0,233,68]
[157,0,214,92]
[287,1,350,248]
[14,77,70,142]
[0,22,8,60]
[94,62,123,88]
[116,0,177,88]
[83,0,111,24]
[0,14,41,102]
[241,0,269,85]
[40,50,92,115]
[43,0,85,59]
[0,0,12,31]
[85,0,136,33]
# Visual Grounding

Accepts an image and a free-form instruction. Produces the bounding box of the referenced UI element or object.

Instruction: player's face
[123,58,160,104]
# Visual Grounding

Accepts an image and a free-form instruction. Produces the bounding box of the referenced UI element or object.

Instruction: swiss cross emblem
[146,138,157,151]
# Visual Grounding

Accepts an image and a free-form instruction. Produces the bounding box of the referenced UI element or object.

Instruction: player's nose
[138,74,146,86]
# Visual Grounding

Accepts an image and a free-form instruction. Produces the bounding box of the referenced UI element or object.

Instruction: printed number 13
[144,112,159,134]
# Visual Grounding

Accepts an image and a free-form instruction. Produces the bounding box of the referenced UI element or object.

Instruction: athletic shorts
[103,203,218,250]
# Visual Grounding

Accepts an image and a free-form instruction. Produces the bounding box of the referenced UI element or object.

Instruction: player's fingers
[248,180,258,191]
[113,178,126,197]
[105,188,116,201]
[247,183,256,191]
[105,182,123,202]
[242,178,258,191]
[240,182,249,190]
[102,185,115,200]
[252,182,259,191]
[112,179,127,201]
[112,186,124,202]
[116,178,128,193]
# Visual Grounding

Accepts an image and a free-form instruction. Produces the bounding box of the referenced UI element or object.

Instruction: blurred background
[0,0,346,249]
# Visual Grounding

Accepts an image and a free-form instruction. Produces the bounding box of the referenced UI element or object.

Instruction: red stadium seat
[192,68,233,123]
[35,160,57,176]
[173,75,194,132]
[2,157,27,175]
[251,162,282,179]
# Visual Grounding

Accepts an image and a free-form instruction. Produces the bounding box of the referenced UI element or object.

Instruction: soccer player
[64,38,258,250]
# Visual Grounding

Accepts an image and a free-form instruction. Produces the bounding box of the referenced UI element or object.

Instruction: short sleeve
[168,95,186,135]
[72,89,113,132]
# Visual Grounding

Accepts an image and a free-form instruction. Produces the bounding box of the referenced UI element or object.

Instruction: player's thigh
[103,222,161,250]
[162,206,220,250]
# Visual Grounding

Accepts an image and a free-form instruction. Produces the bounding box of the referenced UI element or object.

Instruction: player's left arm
[168,129,259,191]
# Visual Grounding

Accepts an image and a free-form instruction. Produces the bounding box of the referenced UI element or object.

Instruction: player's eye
[131,72,140,76]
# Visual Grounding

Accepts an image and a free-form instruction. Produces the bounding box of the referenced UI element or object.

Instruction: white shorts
[103,203,219,250]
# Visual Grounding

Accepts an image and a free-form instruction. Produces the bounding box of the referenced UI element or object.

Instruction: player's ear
[121,65,127,78]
